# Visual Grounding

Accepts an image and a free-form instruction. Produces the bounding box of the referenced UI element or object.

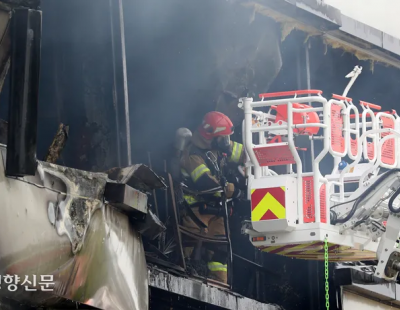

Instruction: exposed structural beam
[109,0,132,167]
[323,33,400,70]
[6,8,41,176]
[305,43,311,91]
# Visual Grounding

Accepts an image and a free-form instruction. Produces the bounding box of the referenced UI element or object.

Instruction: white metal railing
[361,105,378,163]
[338,128,399,201]
[329,99,348,159]
[396,113,400,169]
[240,88,400,227]
[376,112,397,169]
[346,101,360,160]
[240,92,329,225]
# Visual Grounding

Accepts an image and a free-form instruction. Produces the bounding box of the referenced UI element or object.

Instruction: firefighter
[180,111,246,284]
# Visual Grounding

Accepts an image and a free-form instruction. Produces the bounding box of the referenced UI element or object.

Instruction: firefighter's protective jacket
[180,130,245,203]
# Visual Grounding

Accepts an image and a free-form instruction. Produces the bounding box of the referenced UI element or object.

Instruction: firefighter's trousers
[181,206,228,284]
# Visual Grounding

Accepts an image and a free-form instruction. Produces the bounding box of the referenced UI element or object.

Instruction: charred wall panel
[6,8,41,176]
[149,287,225,310]
[38,0,117,171]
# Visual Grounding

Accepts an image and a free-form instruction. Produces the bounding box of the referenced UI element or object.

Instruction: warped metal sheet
[106,164,167,193]
[105,182,149,215]
[0,145,148,310]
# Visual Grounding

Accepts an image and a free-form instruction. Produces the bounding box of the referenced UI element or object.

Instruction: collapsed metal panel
[0,145,148,310]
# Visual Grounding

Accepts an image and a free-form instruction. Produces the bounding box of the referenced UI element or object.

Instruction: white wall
[323,0,400,38]
[342,290,397,310]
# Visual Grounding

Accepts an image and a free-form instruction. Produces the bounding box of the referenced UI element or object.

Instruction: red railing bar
[259,89,323,99]
[349,111,394,119]
[360,100,382,110]
[332,94,352,101]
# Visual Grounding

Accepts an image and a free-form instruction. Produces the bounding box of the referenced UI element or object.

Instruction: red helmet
[198,111,234,140]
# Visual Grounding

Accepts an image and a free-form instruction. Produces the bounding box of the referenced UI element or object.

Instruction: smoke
[123,0,283,164]
[7,0,398,174]
[0,0,284,170]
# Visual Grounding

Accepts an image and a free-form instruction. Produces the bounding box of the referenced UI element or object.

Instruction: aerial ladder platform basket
[240,67,400,281]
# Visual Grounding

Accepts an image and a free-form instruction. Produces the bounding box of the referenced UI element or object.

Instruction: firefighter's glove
[226,172,247,191]
[224,183,235,198]
[225,183,244,200]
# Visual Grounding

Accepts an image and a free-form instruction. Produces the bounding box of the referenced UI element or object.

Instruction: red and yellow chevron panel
[256,242,376,262]
[251,187,286,221]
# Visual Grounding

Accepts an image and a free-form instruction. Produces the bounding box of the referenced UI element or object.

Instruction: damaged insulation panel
[37,161,107,254]
[242,1,322,42]
[242,0,400,70]
[0,145,150,309]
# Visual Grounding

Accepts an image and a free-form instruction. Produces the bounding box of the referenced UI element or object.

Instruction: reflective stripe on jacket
[229,141,244,164]
[208,261,227,272]
[183,192,221,206]
[190,164,211,183]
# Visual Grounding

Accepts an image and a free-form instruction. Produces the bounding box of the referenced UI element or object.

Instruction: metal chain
[324,237,330,310]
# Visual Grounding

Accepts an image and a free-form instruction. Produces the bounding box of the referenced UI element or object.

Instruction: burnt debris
[44,123,69,164]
